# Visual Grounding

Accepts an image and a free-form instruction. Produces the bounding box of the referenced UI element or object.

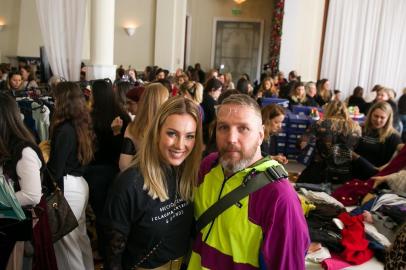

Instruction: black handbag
[44,169,78,242]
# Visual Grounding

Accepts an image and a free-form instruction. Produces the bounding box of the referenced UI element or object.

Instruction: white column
[87,0,116,80]
[154,0,187,72]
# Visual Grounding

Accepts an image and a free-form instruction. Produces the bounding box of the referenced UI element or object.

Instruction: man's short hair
[218,94,262,123]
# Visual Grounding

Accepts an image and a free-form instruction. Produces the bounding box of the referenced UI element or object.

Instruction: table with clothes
[295,183,405,270]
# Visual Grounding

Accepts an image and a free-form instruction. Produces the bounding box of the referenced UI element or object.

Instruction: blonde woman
[180,81,204,121]
[119,83,169,171]
[104,96,203,270]
[298,100,362,183]
[355,101,402,168]
[223,72,235,90]
[304,81,319,107]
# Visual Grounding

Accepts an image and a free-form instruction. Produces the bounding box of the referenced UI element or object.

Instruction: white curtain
[320,0,406,100]
[36,0,87,81]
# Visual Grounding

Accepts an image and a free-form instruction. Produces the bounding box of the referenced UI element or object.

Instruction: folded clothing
[306,246,331,263]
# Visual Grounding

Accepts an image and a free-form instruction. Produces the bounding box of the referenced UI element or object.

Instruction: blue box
[291,105,323,115]
[286,111,310,133]
[287,132,302,140]
[261,98,289,108]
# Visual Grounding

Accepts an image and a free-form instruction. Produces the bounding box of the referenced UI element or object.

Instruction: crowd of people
[1,61,406,270]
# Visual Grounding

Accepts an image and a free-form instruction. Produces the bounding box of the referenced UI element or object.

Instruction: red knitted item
[338,212,374,265]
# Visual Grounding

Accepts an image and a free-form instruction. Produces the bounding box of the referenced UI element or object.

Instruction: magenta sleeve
[248,179,310,270]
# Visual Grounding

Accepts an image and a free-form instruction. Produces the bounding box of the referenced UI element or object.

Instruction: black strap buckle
[264,165,288,181]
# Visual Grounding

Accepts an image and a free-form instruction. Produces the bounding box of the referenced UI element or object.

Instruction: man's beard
[219,144,258,176]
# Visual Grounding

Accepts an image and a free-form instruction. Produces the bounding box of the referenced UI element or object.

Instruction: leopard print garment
[386,222,406,270]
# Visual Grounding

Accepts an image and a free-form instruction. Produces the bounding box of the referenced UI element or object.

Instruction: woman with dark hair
[0,93,46,268]
[104,96,203,269]
[0,71,24,96]
[315,78,332,107]
[261,104,288,164]
[90,79,131,165]
[114,81,132,113]
[85,79,131,261]
[48,82,95,269]
[155,68,167,81]
[288,81,307,108]
[348,86,367,114]
[236,77,250,95]
[20,65,38,90]
[201,78,223,144]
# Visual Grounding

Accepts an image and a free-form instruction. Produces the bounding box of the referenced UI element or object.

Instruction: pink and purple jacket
[188,153,310,270]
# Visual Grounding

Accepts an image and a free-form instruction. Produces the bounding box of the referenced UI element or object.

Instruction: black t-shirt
[47,121,83,191]
[348,96,367,114]
[103,166,193,269]
[91,112,130,166]
[201,93,217,145]
[355,130,401,167]
[398,94,406,115]
[261,134,277,156]
[304,95,319,107]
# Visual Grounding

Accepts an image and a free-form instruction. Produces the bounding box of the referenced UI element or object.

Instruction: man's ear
[258,124,265,145]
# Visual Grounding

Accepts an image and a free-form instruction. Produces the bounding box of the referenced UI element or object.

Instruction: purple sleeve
[249,179,310,270]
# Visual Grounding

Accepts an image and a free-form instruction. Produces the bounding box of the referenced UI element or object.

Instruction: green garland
[268,0,285,75]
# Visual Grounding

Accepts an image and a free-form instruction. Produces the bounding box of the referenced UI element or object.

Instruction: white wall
[114,0,156,70]
[187,0,273,74]
[16,0,43,57]
[279,0,325,82]
[0,0,21,62]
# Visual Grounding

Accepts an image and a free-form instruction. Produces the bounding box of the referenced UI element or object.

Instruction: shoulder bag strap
[195,164,288,233]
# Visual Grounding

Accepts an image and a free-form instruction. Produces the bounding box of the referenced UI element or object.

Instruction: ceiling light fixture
[233,0,246,4]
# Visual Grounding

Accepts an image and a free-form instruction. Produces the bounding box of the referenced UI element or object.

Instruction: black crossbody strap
[196,164,288,233]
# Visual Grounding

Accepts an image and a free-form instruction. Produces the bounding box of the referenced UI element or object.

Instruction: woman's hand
[111,117,123,136]
[271,154,288,164]
[371,175,387,188]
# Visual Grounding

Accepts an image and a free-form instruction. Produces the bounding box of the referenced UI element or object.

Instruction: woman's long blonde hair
[364,101,396,142]
[323,100,361,136]
[129,83,169,144]
[259,77,278,97]
[133,96,203,202]
[180,81,203,104]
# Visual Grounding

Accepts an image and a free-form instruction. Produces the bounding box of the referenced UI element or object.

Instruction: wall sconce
[233,0,246,4]
[124,26,136,37]
[0,24,6,32]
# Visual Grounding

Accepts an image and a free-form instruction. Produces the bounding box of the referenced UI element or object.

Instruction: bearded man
[188,94,309,270]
